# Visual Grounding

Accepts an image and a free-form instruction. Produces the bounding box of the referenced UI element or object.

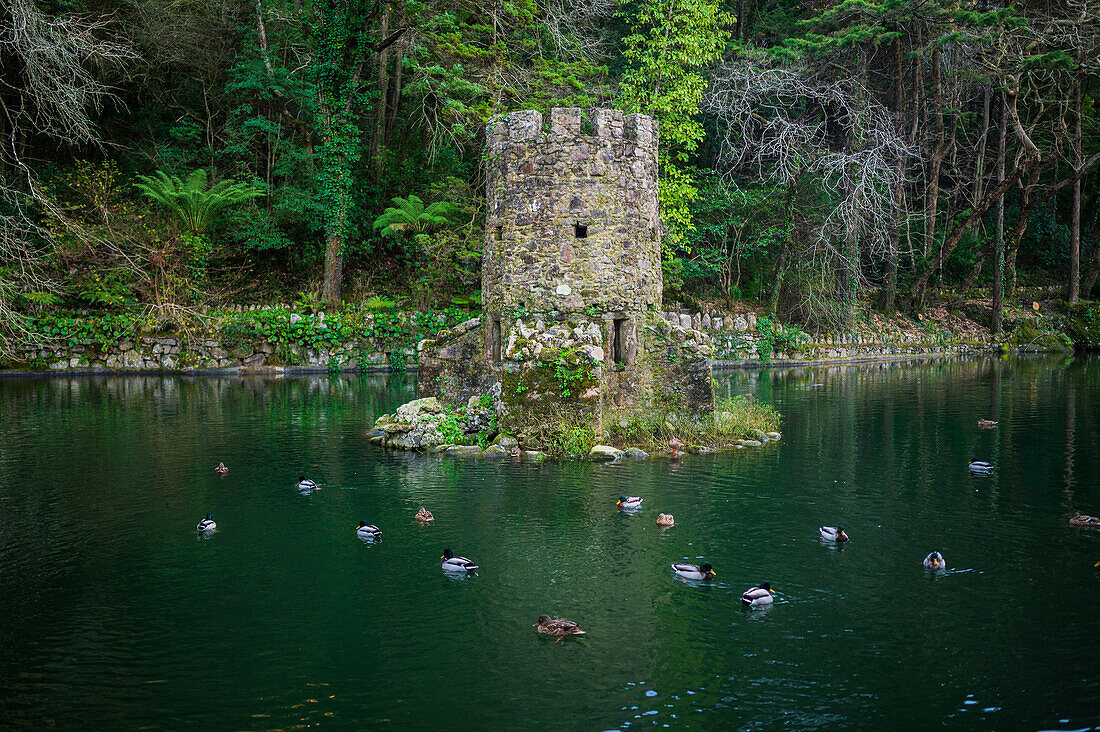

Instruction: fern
[135,169,264,235]
[372,194,459,236]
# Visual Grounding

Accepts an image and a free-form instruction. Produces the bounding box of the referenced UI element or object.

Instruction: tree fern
[135,169,264,235]
[373,195,459,236]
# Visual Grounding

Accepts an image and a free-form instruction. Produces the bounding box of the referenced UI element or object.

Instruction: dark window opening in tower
[490,318,503,362]
[613,317,629,366]
[575,225,588,239]
[494,225,503,241]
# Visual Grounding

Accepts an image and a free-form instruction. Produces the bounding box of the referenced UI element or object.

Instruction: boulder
[624,447,650,459]
[482,444,510,458]
[523,450,548,462]
[589,445,624,461]
[578,344,605,363]
[444,445,484,457]
[766,432,782,440]
[494,435,519,450]
[396,397,443,423]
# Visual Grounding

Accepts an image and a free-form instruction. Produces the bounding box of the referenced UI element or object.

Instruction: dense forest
[1,0,1098,343]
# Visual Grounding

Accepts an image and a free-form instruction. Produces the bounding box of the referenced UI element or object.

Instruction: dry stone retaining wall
[658,310,996,364]
[8,336,414,373]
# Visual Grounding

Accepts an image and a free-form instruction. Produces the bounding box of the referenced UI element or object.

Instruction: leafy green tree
[617,0,732,252]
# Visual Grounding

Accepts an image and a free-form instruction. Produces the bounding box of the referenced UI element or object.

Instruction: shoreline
[1,345,1059,378]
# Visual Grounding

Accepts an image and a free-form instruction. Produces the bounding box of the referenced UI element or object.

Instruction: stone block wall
[656,310,996,364]
[8,336,414,373]
[483,108,661,314]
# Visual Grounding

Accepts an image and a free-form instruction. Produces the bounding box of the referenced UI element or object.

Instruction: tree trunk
[1068,73,1082,304]
[323,231,345,304]
[993,91,1007,334]
[972,87,991,205]
[769,183,796,316]
[372,4,391,172]
[884,38,906,315]
[910,160,1035,306]
[924,49,951,258]
[384,43,403,149]
[910,85,1042,307]
[255,0,272,75]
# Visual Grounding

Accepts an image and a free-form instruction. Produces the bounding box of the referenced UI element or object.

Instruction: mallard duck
[656,513,675,526]
[617,495,643,509]
[742,582,774,607]
[968,460,993,474]
[214,462,228,474]
[977,419,999,428]
[509,445,522,458]
[671,562,715,581]
[819,525,849,542]
[297,476,319,491]
[1070,512,1100,527]
[668,437,685,455]
[196,514,217,532]
[534,614,586,641]
[356,521,381,539]
[441,548,478,572]
[415,507,434,522]
[923,551,945,570]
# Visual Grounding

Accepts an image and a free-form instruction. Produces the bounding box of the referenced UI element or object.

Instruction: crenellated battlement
[487,107,658,151]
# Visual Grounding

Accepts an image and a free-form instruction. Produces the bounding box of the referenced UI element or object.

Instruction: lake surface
[1,356,1098,730]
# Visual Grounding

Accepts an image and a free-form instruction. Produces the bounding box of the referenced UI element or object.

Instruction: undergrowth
[607,395,781,450]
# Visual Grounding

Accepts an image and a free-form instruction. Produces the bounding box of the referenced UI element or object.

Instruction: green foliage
[755,315,809,364]
[617,0,732,253]
[605,395,781,450]
[134,169,264,235]
[373,195,460,237]
[25,312,147,349]
[546,423,597,458]
[364,295,397,312]
[550,348,591,397]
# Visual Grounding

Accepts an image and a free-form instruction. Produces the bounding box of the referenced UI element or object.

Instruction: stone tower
[419,107,714,440]
[482,108,662,315]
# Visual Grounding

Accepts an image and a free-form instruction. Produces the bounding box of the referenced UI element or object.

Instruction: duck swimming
[214,462,228,474]
[671,562,715,581]
[534,614,586,641]
[196,514,217,532]
[977,419,999,428]
[923,551,945,569]
[441,548,478,572]
[656,513,675,526]
[617,495,643,509]
[968,460,994,474]
[742,582,774,607]
[356,521,381,539]
[415,507,434,522]
[819,525,849,542]
[1070,512,1100,527]
[297,477,319,490]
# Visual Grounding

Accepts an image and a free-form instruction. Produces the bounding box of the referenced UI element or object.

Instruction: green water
[1,357,1099,730]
